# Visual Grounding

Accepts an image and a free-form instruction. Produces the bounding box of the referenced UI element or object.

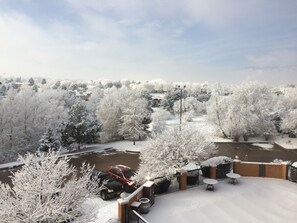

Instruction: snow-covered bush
[0,151,96,223]
[289,162,297,182]
[201,156,233,167]
[201,156,233,178]
[134,125,217,183]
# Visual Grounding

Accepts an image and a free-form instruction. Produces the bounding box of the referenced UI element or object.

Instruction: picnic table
[226,173,241,184]
[203,178,218,191]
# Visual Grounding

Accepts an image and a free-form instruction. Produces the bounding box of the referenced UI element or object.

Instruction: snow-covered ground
[1,114,296,169]
[83,177,297,223]
[143,177,297,223]
[78,198,118,223]
[275,136,297,150]
[1,114,297,222]
[252,143,274,150]
[166,115,231,142]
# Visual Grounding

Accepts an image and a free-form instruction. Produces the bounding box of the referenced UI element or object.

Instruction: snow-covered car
[107,165,137,192]
[91,170,124,200]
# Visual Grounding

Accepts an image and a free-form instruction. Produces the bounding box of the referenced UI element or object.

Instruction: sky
[0,0,296,84]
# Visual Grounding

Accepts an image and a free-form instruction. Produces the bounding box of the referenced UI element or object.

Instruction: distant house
[151,93,165,107]
[76,92,92,101]
[11,82,29,89]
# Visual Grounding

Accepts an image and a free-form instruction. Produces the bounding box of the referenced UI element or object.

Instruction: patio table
[203,178,218,191]
[226,173,241,184]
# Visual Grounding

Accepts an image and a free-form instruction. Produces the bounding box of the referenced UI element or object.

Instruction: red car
[107,165,137,192]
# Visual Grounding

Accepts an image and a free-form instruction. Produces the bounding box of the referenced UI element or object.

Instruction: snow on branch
[0,150,97,223]
[134,125,217,183]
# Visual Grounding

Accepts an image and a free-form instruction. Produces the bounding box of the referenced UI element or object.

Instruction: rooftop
[144,177,297,223]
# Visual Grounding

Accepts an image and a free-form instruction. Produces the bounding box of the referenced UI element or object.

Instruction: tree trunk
[215,97,228,138]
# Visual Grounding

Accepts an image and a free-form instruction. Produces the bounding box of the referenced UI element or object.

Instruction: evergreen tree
[161,89,187,112]
[38,128,60,152]
[41,78,47,85]
[52,80,61,89]
[32,84,38,92]
[28,77,35,86]
[61,102,100,150]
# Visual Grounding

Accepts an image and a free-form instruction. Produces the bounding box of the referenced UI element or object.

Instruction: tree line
[0,77,296,163]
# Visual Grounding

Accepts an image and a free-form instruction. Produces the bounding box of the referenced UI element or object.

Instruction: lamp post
[177,85,186,131]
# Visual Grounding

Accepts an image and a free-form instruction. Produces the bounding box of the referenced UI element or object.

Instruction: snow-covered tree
[28,77,35,86]
[161,88,187,112]
[97,87,149,143]
[119,107,147,145]
[281,109,297,136]
[41,78,47,85]
[207,83,275,140]
[207,86,229,138]
[151,108,171,135]
[0,88,68,162]
[173,96,206,122]
[134,125,217,183]
[61,101,100,150]
[227,83,275,140]
[0,151,96,222]
[52,80,61,89]
[38,128,61,152]
[96,88,123,142]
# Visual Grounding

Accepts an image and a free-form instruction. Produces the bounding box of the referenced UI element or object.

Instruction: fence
[131,210,149,223]
[118,181,154,223]
[233,160,288,179]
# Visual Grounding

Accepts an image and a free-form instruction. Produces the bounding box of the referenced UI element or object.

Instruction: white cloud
[0,1,296,84]
[247,51,297,68]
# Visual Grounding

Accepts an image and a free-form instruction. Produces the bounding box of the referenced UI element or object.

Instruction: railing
[131,210,149,223]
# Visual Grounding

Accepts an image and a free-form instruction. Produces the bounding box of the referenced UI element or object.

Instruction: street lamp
[177,85,186,131]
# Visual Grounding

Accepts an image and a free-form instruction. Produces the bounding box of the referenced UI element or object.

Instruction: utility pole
[178,85,186,131]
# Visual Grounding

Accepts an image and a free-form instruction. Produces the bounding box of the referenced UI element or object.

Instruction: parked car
[91,170,123,200]
[107,165,137,192]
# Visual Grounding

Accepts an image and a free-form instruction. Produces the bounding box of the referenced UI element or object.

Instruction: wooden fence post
[210,166,216,179]
[179,169,187,190]
[281,162,288,180]
[118,197,129,223]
